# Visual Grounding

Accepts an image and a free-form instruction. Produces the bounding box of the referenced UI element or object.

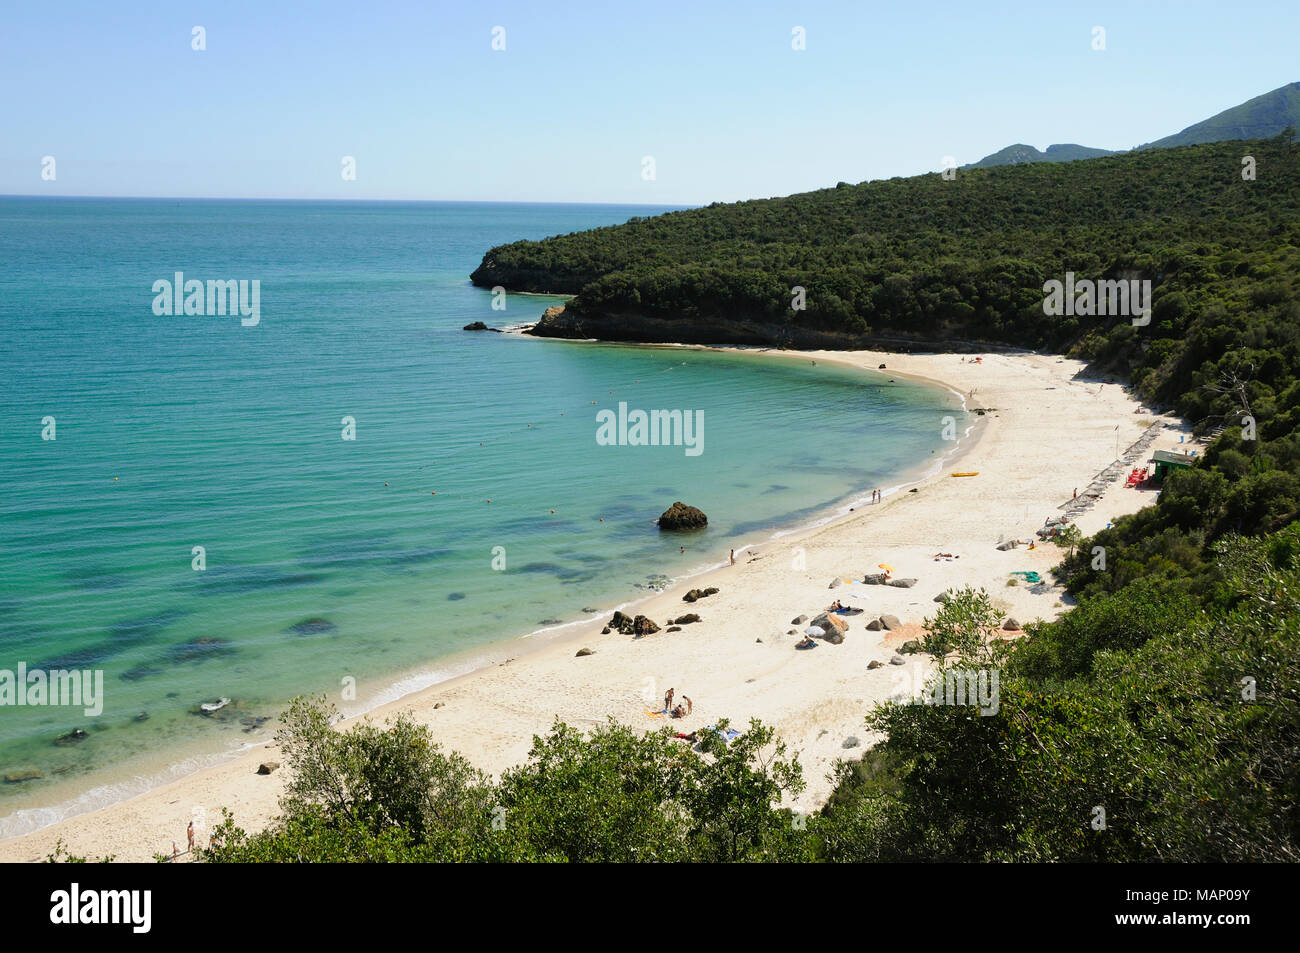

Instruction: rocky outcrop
[672,613,701,625]
[880,614,903,630]
[657,502,707,530]
[683,586,719,603]
[54,729,89,746]
[899,639,923,654]
[887,578,917,588]
[1003,617,1021,631]
[609,611,660,636]
[791,614,809,625]
[3,769,41,784]
[862,573,888,585]
[575,647,595,656]
[810,613,848,644]
[257,762,280,775]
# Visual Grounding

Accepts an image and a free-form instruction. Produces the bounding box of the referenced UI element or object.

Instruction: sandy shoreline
[0,346,1190,862]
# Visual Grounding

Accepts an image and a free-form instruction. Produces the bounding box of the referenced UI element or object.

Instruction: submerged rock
[54,729,89,747]
[287,617,336,636]
[3,769,42,784]
[657,501,707,530]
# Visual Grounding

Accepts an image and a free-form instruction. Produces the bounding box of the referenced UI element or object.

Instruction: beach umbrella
[805,626,825,636]
[877,563,894,572]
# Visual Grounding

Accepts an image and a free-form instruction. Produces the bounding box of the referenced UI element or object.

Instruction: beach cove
[0,345,1192,862]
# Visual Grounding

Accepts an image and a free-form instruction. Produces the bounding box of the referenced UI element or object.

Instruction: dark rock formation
[54,729,89,746]
[575,647,595,657]
[683,586,719,603]
[657,501,707,530]
[287,617,336,636]
[257,762,280,775]
[609,611,660,636]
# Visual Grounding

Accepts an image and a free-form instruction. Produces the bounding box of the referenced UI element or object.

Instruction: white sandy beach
[0,347,1191,862]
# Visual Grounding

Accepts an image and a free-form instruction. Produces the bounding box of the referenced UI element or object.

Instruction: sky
[2,0,1297,204]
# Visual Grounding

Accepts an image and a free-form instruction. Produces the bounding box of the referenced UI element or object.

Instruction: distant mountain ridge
[967,81,1300,168]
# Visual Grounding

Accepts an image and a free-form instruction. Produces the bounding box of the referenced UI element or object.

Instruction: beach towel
[645,710,666,718]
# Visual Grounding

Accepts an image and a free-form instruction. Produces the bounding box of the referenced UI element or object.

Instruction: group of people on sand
[870,489,882,503]
[664,687,693,719]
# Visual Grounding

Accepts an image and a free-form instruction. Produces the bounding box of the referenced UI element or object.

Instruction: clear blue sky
[3,0,1296,204]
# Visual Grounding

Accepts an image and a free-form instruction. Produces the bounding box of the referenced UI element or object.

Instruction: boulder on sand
[609,611,660,636]
[683,586,719,603]
[673,613,701,625]
[867,659,884,669]
[791,614,808,625]
[899,639,923,654]
[886,578,917,588]
[996,540,1019,551]
[862,572,887,585]
[1003,617,1021,631]
[257,762,280,775]
[865,617,884,631]
[810,613,848,644]
[880,614,903,630]
[575,647,595,656]
[657,502,707,530]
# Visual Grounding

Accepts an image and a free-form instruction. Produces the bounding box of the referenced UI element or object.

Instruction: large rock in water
[657,501,708,530]
[810,613,848,644]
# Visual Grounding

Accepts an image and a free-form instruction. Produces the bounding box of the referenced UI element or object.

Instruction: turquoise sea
[0,198,966,835]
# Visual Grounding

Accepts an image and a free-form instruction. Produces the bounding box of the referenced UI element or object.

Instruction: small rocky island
[657,501,707,530]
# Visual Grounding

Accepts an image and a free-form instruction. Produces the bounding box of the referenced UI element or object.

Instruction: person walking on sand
[730,549,735,566]
[187,820,195,852]
[1072,488,1077,499]
[664,687,674,713]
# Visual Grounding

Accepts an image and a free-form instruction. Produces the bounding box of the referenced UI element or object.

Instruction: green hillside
[969,81,1300,168]
[1140,81,1300,150]
[966,142,1116,168]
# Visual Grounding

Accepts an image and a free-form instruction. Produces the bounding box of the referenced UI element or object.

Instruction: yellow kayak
[951,471,980,477]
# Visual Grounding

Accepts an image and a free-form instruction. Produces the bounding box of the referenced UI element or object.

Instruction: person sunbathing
[796,635,817,649]
[827,599,844,611]
[671,704,686,718]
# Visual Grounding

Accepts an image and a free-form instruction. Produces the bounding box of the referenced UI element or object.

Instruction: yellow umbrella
[877,563,894,572]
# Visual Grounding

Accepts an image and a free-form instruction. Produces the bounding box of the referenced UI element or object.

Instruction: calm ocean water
[0,197,965,835]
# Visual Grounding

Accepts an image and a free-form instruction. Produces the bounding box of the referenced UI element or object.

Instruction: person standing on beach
[187,820,194,852]
[664,687,674,713]
[730,549,735,566]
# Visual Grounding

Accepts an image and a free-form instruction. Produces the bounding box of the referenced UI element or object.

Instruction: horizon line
[0,193,698,208]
